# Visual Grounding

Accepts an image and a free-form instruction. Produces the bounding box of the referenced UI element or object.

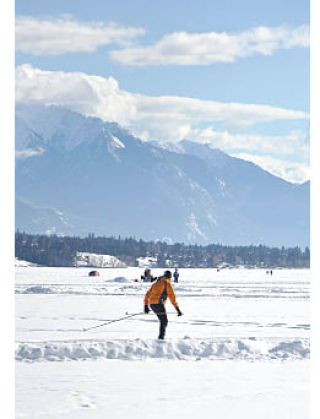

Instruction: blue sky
[15,0,310,183]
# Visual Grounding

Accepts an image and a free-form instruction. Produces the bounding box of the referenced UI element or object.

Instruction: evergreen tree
[15,231,310,268]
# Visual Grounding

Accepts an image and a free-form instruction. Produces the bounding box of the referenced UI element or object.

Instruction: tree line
[15,231,310,268]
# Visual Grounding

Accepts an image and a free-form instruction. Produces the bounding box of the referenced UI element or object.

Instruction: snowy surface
[15,258,39,267]
[15,267,310,418]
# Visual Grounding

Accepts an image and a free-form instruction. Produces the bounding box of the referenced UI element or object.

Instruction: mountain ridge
[15,104,309,246]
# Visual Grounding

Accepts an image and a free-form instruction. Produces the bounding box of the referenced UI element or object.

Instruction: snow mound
[15,337,309,362]
[15,258,39,267]
[21,286,55,294]
[110,276,130,283]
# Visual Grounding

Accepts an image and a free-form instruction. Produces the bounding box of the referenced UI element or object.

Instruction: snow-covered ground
[15,267,310,418]
[15,258,39,267]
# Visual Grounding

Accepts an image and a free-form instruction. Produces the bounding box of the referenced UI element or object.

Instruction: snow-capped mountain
[15,104,309,246]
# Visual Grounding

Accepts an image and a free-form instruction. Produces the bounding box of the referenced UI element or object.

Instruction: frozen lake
[15,267,310,418]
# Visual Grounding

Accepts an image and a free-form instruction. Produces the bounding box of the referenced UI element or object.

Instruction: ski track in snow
[15,279,309,299]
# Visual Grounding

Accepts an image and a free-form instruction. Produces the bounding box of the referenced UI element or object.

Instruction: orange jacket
[144,276,178,307]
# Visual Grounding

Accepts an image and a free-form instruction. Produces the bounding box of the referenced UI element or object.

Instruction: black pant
[150,304,168,339]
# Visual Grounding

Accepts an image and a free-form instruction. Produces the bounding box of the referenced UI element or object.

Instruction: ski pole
[83,310,183,332]
[82,312,144,332]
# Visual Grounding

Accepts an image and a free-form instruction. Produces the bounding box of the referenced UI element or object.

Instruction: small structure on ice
[75,252,126,268]
[137,256,157,268]
[88,270,100,277]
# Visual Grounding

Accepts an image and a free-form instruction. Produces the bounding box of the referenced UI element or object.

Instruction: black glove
[176,307,183,316]
[144,305,150,314]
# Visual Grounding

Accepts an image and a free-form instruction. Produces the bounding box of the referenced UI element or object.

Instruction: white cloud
[15,64,137,125]
[16,64,308,142]
[110,24,309,66]
[15,147,45,160]
[189,127,309,158]
[16,15,145,55]
[230,153,310,184]
[188,127,310,183]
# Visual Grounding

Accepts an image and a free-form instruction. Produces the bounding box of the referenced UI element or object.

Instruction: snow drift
[16,337,309,362]
[15,258,39,267]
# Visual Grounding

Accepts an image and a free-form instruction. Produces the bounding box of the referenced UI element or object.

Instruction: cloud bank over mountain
[15,64,309,182]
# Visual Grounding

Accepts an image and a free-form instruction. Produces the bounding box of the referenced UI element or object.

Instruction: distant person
[144,270,183,339]
[270,270,273,276]
[141,268,156,282]
[173,268,179,283]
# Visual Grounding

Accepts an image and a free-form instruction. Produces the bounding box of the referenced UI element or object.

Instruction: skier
[173,268,179,283]
[141,268,156,282]
[144,270,183,339]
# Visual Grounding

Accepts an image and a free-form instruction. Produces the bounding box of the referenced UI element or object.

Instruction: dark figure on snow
[144,270,183,339]
[141,268,156,282]
[173,268,179,283]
